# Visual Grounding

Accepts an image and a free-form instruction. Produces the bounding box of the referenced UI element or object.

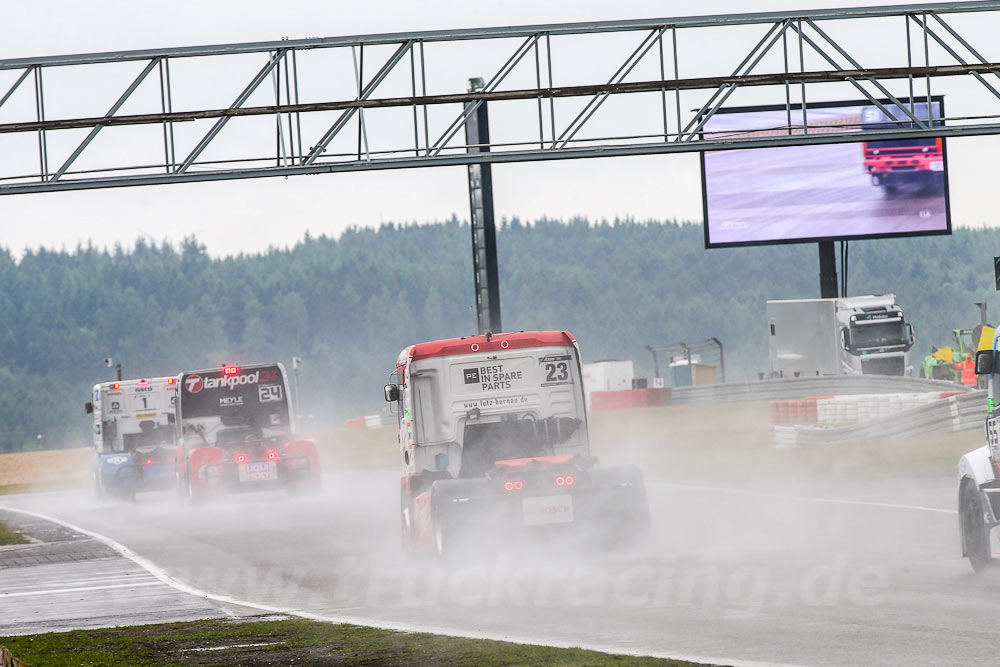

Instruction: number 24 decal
[545,362,569,382]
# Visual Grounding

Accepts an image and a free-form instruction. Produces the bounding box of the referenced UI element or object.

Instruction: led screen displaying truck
[701,97,950,247]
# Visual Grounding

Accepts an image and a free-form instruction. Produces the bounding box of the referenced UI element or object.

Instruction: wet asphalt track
[1,467,998,667]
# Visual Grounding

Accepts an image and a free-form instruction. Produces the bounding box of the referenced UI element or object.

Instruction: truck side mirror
[975,350,995,375]
[908,323,915,346]
[384,384,400,403]
[840,328,849,351]
[84,402,93,414]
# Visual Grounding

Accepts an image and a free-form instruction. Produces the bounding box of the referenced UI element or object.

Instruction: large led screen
[701,97,951,248]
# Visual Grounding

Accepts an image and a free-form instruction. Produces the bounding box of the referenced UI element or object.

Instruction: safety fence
[770,390,986,447]
[770,391,967,425]
[671,374,968,405]
[345,413,395,429]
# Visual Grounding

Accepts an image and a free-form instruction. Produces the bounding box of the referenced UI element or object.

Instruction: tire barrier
[671,374,969,405]
[770,390,986,447]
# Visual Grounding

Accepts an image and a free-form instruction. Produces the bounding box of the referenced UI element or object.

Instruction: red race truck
[174,363,320,501]
[861,102,944,194]
[385,331,649,557]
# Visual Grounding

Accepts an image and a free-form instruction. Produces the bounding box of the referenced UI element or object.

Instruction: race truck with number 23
[86,376,179,501]
[174,363,321,501]
[384,331,649,557]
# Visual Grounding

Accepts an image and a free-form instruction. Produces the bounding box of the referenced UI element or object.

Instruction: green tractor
[922,327,981,382]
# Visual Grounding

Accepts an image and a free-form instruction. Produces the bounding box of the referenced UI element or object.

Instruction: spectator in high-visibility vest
[957,352,978,387]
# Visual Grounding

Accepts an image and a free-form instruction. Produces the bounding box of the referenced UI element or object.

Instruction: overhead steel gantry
[0,1,999,195]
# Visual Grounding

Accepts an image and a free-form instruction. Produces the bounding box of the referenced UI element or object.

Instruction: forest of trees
[1,217,997,452]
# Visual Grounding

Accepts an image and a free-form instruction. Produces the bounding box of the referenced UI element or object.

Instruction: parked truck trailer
[767,295,915,378]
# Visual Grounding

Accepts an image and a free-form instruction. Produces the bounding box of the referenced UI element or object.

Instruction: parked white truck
[767,295,915,378]
[384,330,649,557]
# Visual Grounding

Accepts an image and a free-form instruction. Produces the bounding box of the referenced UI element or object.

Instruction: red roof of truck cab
[401,330,576,365]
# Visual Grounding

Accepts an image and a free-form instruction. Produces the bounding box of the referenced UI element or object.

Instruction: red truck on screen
[861,103,944,194]
[384,330,649,557]
[174,363,321,501]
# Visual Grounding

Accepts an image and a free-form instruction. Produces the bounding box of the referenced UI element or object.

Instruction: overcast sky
[1,0,997,256]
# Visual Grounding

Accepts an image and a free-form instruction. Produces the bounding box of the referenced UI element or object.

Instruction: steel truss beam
[0,1,997,195]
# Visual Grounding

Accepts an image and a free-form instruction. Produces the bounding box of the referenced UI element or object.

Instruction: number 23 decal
[545,362,569,382]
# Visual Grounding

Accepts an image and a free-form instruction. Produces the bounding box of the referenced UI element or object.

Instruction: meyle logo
[185,375,204,394]
[220,395,244,407]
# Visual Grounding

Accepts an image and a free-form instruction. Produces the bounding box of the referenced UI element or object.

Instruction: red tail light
[266,449,278,460]
[145,458,153,465]
[236,453,247,464]
[504,480,524,492]
[167,378,176,384]
[223,366,238,376]
[555,475,575,486]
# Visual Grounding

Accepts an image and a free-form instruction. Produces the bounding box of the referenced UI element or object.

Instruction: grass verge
[0,618,712,667]
[0,479,88,497]
[0,519,28,545]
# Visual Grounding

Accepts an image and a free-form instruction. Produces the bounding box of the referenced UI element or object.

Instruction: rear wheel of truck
[400,489,415,552]
[184,473,203,506]
[429,479,486,560]
[591,465,650,546]
[961,482,991,573]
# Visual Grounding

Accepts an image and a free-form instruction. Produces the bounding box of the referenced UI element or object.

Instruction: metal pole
[710,337,725,383]
[116,364,122,382]
[819,241,838,298]
[645,345,661,380]
[465,77,502,334]
[292,356,302,417]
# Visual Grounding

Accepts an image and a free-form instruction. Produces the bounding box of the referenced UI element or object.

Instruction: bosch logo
[185,375,204,393]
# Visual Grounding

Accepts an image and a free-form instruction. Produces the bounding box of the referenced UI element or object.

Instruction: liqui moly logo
[185,371,260,393]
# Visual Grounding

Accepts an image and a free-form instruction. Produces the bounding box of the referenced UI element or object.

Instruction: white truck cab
[958,326,1000,571]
